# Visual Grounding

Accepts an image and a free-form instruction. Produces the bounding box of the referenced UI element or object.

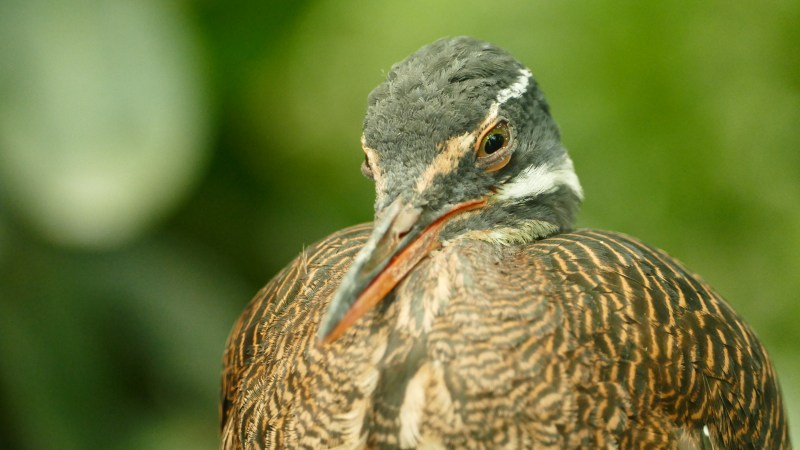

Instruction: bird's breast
[312,239,564,448]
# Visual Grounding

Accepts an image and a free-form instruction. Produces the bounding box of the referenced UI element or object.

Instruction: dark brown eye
[476,121,513,172]
[361,153,375,179]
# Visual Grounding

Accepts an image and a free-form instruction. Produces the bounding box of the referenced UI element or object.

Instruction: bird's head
[318,37,583,344]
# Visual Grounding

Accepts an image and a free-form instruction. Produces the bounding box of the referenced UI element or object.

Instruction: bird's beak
[317,196,486,345]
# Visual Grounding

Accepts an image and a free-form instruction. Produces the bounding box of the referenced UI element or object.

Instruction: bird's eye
[482,130,506,154]
[476,120,513,172]
[361,153,375,180]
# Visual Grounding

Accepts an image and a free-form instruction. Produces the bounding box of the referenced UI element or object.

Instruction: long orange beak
[317,197,486,345]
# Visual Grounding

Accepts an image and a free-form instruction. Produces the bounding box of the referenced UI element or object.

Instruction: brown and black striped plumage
[221,226,788,449]
[220,37,790,449]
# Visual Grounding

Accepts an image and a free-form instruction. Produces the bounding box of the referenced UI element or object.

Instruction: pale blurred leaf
[0,0,209,249]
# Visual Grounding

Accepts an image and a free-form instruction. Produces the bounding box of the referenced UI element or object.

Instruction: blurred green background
[0,1,797,449]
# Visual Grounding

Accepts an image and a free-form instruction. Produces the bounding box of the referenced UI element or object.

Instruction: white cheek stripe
[496,156,584,201]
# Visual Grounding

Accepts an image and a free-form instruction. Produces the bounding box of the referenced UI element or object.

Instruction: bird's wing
[219,223,372,449]
[523,228,789,448]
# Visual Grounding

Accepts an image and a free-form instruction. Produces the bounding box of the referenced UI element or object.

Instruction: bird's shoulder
[507,227,734,316]
[219,223,372,440]
[521,228,699,281]
[494,227,786,448]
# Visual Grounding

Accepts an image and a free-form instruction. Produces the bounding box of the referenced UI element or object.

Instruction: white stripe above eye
[496,155,584,201]
[485,68,532,124]
[496,68,532,105]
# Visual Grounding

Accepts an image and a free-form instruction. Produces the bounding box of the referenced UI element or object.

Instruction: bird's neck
[452,218,561,246]
[442,188,580,247]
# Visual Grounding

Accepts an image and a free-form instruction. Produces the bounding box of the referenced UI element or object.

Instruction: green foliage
[0,1,797,448]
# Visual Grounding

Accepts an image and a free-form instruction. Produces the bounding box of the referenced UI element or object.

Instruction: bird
[219,37,791,449]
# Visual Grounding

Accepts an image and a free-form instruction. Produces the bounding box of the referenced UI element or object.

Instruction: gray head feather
[362,36,581,242]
